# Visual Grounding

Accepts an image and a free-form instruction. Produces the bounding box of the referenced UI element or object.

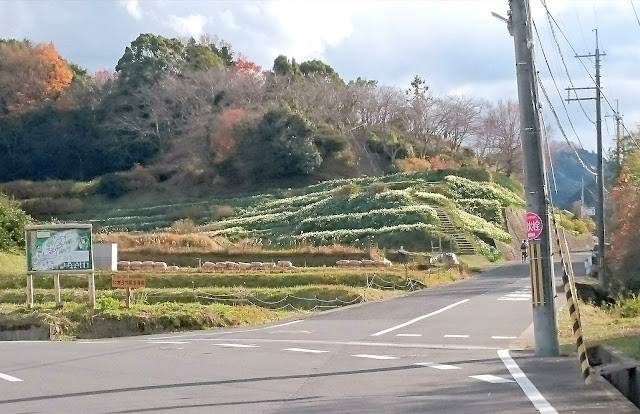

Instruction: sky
[1,0,640,153]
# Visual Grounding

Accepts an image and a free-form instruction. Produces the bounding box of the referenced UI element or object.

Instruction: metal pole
[594,31,606,289]
[509,0,560,356]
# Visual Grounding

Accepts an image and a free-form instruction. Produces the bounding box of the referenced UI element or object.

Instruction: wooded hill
[0,33,531,195]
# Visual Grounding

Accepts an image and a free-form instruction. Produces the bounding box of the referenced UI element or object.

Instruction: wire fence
[190,273,426,312]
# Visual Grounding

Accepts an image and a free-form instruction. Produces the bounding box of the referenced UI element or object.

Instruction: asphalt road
[0,253,637,413]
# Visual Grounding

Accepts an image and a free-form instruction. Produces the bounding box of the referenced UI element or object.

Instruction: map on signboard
[26,228,93,272]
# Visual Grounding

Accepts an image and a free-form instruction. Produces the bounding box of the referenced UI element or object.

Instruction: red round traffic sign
[526,212,543,240]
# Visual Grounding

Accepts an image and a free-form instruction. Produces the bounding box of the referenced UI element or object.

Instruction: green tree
[115,33,184,87]
[240,107,322,179]
[299,59,343,84]
[183,39,224,71]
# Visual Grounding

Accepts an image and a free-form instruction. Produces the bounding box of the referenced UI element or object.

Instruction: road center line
[492,336,517,340]
[0,373,23,382]
[396,334,422,337]
[371,299,470,336]
[498,349,558,414]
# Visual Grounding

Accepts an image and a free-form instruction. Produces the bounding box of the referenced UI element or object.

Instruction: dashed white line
[491,336,517,340]
[283,348,329,354]
[498,297,530,301]
[396,334,422,337]
[0,373,23,382]
[414,362,460,370]
[352,354,398,360]
[147,341,189,344]
[470,374,515,384]
[498,349,558,414]
[444,334,469,338]
[371,299,470,336]
[214,343,258,348]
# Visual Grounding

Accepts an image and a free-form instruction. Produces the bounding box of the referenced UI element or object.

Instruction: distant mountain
[548,145,612,210]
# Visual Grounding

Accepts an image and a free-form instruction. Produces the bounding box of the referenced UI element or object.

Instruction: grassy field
[0,251,467,339]
[558,297,640,360]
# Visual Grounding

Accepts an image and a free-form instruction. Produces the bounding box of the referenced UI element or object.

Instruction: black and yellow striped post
[553,226,594,385]
[529,243,544,306]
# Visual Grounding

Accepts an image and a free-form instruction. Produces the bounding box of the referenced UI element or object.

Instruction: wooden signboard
[111,277,146,288]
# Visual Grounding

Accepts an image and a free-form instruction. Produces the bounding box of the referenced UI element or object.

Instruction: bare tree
[438,95,485,153]
[475,99,522,177]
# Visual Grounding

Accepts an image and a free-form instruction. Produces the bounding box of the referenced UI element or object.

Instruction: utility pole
[506,0,559,357]
[566,29,606,289]
[606,100,623,166]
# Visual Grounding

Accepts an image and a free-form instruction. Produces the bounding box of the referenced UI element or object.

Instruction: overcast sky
[2,0,640,153]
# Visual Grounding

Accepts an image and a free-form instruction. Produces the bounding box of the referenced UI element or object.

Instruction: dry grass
[558,300,640,360]
[95,232,227,252]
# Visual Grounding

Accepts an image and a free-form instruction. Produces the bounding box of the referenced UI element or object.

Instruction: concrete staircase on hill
[433,208,477,255]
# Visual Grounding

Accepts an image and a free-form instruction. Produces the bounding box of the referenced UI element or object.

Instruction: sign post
[111,277,146,308]
[25,223,94,309]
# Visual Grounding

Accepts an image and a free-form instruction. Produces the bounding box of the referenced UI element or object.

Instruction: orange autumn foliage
[39,43,73,93]
[0,40,73,115]
[233,58,262,75]
[210,108,246,159]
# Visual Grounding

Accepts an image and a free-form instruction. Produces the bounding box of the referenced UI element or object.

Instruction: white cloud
[263,0,362,61]
[168,14,208,39]
[119,0,142,20]
[220,9,238,31]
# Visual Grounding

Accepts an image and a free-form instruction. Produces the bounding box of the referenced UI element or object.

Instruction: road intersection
[0,254,637,413]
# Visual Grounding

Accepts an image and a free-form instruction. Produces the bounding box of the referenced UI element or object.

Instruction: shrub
[444,175,524,207]
[168,205,208,221]
[368,182,388,194]
[333,183,361,197]
[21,197,84,218]
[395,158,431,172]
[455,198,503,226]
[210,204,235,221]
[0,196,32,251]
[97,173,129,198]
[171,219,197,234]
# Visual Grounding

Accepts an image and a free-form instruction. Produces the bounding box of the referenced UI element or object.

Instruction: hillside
[53,167,524,260]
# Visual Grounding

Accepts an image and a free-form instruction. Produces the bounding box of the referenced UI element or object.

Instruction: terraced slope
[69,168,524,260]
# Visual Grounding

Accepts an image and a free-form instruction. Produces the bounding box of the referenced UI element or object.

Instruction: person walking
[520,239,529,262]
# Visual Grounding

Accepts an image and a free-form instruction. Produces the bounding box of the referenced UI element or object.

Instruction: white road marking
[193,338,501,351]
[491,336,517,340]
[0,373,23,382]
[352,354,398,360]
[147,341,189,344]
[444,334,469,338]
[283,348,329,354]
[470,374,515,384]
[148,319,303,340]
[214,343,258,348]
[498,349,558,414]
[414,362,460,370]
[498,297,530,301]
[396,334,422,337]
[371,299,470,336]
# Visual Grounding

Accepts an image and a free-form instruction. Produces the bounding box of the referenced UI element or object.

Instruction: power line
[631,0,640,28]
[538,0,640,152]
[542,6,595,124]
[532,21,592,153]
[537,73,597,176]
